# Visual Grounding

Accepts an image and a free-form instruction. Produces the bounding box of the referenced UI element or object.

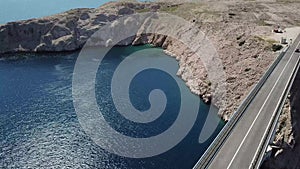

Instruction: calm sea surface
[0,1,224,168]
[0,45,224,168]
[0,0,113,24]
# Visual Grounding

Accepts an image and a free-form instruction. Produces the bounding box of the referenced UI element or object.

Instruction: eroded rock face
[1,3,300,159]
[261,71,300,169]
[1,1,300,167]
[0,20,55,52]
[0,2,155,53]
[2,2,300,167]
[1,1,299,116]
[118,7,134,15]
[0,2,216,104]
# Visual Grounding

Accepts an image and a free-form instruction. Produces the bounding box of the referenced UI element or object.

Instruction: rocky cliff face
[262,71,300,169]
[1,1,292,120]
[1,1,300,167]
[0,3,138,53]
[0,2,219,104]
[0,2,218,104]
[0,2,174,53]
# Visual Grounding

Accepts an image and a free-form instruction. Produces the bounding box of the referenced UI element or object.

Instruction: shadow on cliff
[261,70,300,169]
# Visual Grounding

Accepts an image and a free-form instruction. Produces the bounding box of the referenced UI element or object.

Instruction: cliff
[0,1,291,118]
[261,70,300,169]
[1,1,300,167]
[0,2,216,104]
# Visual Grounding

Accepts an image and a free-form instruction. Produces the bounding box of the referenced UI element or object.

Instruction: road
[206,34,300,169]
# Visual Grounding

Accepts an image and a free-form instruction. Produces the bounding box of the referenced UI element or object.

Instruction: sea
[0,1,224,169]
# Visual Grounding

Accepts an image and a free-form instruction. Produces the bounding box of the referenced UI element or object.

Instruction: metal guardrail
[193,46,289,169]
[250,48,300,169]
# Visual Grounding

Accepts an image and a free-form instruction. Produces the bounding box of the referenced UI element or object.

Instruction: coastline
[0,0,277,120]
[1,1,300,167]
[0,1,291,119]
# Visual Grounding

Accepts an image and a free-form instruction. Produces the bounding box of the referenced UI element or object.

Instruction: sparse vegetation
[160,5,179,13]
[257,20,273,26]
[236,34,244,40]
[208,81,212,86]
[272,44,283,51]
[238,40,246,46]
[244,68,251,72]
[265,39,278,44]
[276,0,297,3]
[254,36,281,51]
[136,8,151,13]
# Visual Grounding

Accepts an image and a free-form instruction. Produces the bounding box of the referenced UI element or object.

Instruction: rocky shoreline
[0,2,216,104]
[1,1,300,168]
[0,1,282,118]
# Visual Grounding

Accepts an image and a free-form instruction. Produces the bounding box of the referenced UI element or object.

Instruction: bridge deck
[204,34,300,169]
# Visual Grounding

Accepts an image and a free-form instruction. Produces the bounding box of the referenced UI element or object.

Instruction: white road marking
[226,40,300,169]
[249,41,300,169]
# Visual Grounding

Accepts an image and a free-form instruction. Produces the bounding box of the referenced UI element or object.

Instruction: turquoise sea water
[0,46,224,168]
[0,0,112,24]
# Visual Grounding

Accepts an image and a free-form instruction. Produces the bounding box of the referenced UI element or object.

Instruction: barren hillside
[1,1,300,168]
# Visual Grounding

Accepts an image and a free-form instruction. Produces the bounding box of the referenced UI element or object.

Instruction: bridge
[194,34,300,169]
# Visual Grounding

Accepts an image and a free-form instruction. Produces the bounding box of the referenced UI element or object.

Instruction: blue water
[0,1,224,168]
[0,46,224,168]
[0,0,112,24]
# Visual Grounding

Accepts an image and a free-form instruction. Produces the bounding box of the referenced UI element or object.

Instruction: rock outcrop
[0,2,171,53]
[1,1,295,118]
[1,1,300,167]
[0,2,215,104]
[261,71,300,169]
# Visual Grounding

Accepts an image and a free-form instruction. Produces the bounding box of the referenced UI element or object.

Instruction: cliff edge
[1,1,300,168]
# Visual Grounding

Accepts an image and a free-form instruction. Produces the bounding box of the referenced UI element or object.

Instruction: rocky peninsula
[1,1,300,168]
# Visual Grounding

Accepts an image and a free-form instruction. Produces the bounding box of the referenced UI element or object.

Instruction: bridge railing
[193,46,289,169]
[250,46,300,169]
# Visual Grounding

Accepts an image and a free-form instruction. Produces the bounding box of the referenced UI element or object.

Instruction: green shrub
[272,44,283,52]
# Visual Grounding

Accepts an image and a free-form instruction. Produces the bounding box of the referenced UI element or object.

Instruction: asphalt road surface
[207,34,300,169]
